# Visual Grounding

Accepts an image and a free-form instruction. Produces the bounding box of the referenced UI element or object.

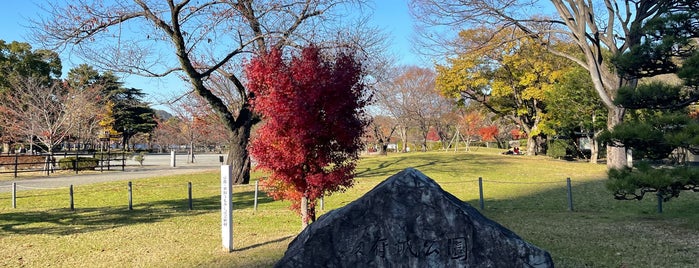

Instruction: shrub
[134,152,146,166]
[547,139,571,159]
[58,157,99,170]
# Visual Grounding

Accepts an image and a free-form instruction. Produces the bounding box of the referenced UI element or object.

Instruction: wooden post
[566,178,574,212]
[11,182,16,208]
[171,150,176,167]
[188,182,193,210]
[13,154,18,178]
[75,147,79,174]
[221,165,233,252]
[45,156,51,176]
[478,177,484,210]
[128,181,133,211]
[253,180,259,213]
[70,184,74,211]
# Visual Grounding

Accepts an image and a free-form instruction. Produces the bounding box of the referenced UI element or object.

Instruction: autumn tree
[247,46,370,229]
[33,0,377,185]
[458,110,486,151]
[374,66,448,152]
[399,67,442,152]
[368,115,397,155]
[0,76,90,154]
[478,125,499,147]
[0,40,62,152]
[151,116,182,153]
[435,27,570,155]
[410,0,699,169]
[168,92,229,162]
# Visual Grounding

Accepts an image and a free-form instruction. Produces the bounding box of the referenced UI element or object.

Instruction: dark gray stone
[275,168,554,268]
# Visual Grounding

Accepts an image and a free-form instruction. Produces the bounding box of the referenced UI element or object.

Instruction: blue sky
[0,1,421,106]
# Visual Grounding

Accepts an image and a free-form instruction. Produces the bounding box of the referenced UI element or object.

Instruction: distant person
[513,147,520,155]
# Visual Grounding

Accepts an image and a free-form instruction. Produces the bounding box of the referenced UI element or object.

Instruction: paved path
[0,153,226,193]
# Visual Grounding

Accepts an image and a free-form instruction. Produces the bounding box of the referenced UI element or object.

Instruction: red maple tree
[246,45,370,228]
[478,125,499,142]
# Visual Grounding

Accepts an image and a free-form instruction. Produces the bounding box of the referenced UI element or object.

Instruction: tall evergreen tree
[67,66,157,150]
[600,8,699,202]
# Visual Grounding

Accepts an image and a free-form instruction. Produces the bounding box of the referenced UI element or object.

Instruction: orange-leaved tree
[246,46,371,229]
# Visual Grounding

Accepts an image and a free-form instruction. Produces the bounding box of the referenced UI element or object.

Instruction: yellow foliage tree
[97,100,119,148]
[436,26,574,155]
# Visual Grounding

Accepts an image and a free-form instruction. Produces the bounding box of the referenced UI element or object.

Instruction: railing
[0,180,267,211]
[0,151,128,178]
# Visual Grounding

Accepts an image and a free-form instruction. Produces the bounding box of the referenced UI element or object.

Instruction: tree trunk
[606,106,627,169]
[189,141,195,163]
[399,126,408,153]
[227,125,252,185]
[590,131,600,164]
[525,134,536,155]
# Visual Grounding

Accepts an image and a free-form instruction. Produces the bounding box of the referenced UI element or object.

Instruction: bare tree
[167,92,230,162]
[151,117,183,153]
[0,76,96,154]
[374,65,450,152]
[409,0,695,168]
[368,115,397,154]
[374,66,418,152]
[32,0,375,184]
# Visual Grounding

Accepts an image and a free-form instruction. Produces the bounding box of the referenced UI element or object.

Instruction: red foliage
[478,125,499,142]
[246,45,370,220]
[510,128,525,140]
[426,127,440,142]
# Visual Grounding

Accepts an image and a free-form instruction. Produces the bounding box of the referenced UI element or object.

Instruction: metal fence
[0,151,128,178]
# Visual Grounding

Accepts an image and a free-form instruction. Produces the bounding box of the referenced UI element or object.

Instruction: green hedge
[547,139,571,159]
[58,157,99,170]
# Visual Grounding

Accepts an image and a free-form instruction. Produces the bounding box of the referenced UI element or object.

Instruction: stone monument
[275,168,554,268]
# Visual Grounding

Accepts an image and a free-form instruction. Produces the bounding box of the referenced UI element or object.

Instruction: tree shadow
[0,189,275,236]
[444,178,699,267]
[355,152,508,179]
[233,235,294,252]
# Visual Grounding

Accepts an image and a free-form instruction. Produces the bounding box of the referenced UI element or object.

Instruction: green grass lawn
[1,148,698,267]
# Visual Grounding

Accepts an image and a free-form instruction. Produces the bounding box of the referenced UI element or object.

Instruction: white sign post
[170,150,176,167]
[221,165,233,252]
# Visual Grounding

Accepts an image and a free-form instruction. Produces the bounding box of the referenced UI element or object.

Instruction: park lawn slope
[1,149,698,267]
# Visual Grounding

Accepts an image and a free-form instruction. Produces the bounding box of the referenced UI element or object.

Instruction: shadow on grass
[447,178,699,267]
[356,153,508,179]
[0,189,275,236]
[233,235,294,252]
